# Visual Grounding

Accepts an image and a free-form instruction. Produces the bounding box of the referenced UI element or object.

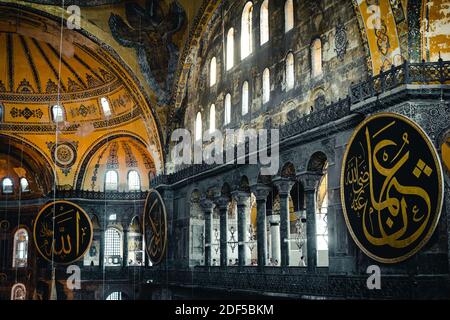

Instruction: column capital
[199,196,215,212]
[297,171,323,191]
[250,183,271,201]
[268,214,280,225]
[214,196,230,211]
[272,177,295,196]
[231,190,250,207]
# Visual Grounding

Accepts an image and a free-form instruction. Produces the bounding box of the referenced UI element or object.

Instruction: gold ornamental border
[340,112,444,264]
[33,200,93,265]
[143,189,168,265]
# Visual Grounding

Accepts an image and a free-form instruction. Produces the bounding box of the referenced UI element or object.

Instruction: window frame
[105,170,119,191]
[2,177,13,194]
[51,104,65,123]
[127,170,141,191]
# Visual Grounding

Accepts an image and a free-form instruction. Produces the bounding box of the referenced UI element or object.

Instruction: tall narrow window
[128,217,144,266]
[226,28,234,70]
[101,97,112,117]
[51,104,64,123]
[242,81,249,115]
[104,227,122,266]
[19,178,29,192]
[209,104,216,133]
[0,103,3,122]
[128,170,140,191]
[241,2,253,59]
[286,52,295,91]
[195,112,202,141]
[2,178,13,194]
[284,0,294,33]
[262,68,270,104]
[260,0,269,45]
[311,38,323,77]
[210,57,217,87]
[224,94,231,125]
[105,170,118,191]
[316,171,329,267]
[12,229,28,268]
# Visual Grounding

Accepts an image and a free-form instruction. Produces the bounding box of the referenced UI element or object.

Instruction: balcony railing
[151,60,450,187]
[53,189,148,200]
[350,58,450,104]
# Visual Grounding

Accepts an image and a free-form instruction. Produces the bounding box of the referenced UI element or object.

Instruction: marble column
[268,214,281,264]
[200,197,215,266]
[273,178,295,267]
[99,229,105,268]
[232,191,250,267]
[215,196,230,267]
[299,172,322,271]
[251,184,271,270]
[123,228,129,267]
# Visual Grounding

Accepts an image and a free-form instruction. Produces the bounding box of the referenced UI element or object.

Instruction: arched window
[226,28,234,71]
[286,52,295,91]
[2,177,13,194]
[209,104,216,133]
[262,68,270,104]
[284,0,294,33]
[210,57,217,87]
[224,93,231,125]
[128,217,145,266]
[195,112,202,141]
[104,227,122,266]
[260,0,269,45]
[100,97,112,117]
[311,38,323,77]
[242,81,249,115]
[105,170,118,191]
[12,228,28,268]
[241,2,253,59]
[19,178,29,193]
[51,104,64,123]
[106,292,123,300]
[128,170,140,191]
[11,283,26,300]
[316,170,329,267]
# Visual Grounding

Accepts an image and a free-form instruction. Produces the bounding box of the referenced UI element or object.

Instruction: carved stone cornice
[268,214,280,225]
[250,183,271,202]
[214,196,230,211]
[297,172,323,192]
[272,177,295,197]
[231,190,250,208]
[199,196,215,213]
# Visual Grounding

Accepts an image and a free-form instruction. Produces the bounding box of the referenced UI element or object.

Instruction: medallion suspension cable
[49,0,66,300]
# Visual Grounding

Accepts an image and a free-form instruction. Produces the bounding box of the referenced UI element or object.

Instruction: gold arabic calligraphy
[344,120,432,249]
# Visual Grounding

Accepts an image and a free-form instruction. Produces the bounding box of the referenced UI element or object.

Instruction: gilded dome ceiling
[0,30,138,125]
[81,136,156,192]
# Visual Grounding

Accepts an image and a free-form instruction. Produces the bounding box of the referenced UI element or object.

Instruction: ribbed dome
[0,30,137,125]
[81,137,156,192]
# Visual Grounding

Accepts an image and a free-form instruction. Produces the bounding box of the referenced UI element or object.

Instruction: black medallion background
[143,189,167,265]
[33,201,93,264]
[341,112,443,263]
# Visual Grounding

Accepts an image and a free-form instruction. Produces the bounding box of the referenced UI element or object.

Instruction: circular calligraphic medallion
[143,189,167,265]
[341,113,443,263]
[50,142,77,169]
[33,201,93,264]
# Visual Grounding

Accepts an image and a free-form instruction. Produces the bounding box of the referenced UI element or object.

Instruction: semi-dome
[81,136,156,192]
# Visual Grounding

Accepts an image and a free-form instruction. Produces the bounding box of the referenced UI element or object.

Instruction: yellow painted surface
[422,0,450,61]
[356,0,403,74]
